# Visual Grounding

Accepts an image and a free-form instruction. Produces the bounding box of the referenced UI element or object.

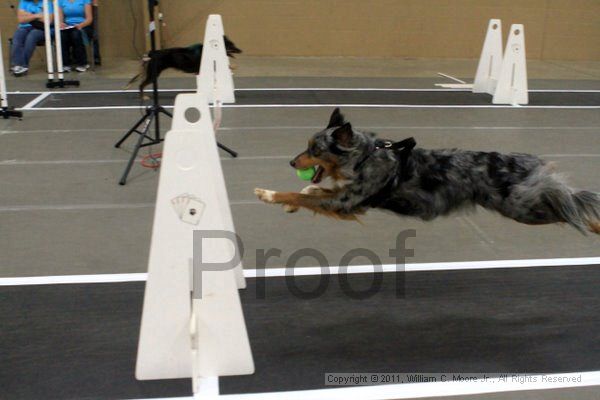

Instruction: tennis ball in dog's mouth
[296,167,316,181]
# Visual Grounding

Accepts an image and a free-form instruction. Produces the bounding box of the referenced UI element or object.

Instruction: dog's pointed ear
[332,123,354,147]
[327,107,346,128]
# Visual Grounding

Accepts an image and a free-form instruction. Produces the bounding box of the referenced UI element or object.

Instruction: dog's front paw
[254,188,277,204]
[283,204,299,213]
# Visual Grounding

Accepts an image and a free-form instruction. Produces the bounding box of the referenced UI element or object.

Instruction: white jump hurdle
[492,24,528,105]
[437,19,529,105]
[472,19,503,95]
[136,15,253,395]
[42,0,79,88]
[0,31,22,119]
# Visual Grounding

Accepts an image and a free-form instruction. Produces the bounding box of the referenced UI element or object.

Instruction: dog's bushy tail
[541,178,600,234]
[573,190,600,234]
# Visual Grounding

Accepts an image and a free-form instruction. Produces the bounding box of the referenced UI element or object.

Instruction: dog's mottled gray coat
[289,109,600,234]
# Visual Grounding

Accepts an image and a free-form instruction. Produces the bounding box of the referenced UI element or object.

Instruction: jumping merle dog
[255,108,600,234]
[125,36,242,96]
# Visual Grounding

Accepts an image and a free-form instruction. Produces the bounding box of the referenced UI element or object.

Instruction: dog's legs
[254,188,359,220]
[283,185,332,213]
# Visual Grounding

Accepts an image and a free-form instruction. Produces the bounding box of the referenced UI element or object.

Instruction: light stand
[114,0,237,186]
[114,0,172,185]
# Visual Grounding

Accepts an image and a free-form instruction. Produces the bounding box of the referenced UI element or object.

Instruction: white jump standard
[0,32,23,119]
[42,0,79,89]
[438,18,529,106]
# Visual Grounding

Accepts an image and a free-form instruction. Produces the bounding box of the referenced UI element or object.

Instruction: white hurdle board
[197,15,235,104]
[196,14,245,288]
[42,0,55,82]
[42,0,71,84]
[472,19,503,95]
[0,31,9,109]
[136,93,254,388]
[493,24,528,105]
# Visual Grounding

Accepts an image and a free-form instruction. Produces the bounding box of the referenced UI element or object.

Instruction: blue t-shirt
[18,0,53,28]
[59,0,90,26]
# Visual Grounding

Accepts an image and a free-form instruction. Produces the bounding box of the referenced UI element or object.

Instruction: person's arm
[17,9,41,24]
[75,4,93,29]
[58,7,66,29]
[18,6,54,24]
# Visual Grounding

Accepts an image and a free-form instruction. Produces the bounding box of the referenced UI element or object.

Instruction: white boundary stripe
[20,104,600,111]
[2,257,599,286]
[7,88,600,95]
[20,92,51,110]
[206,371,600,400]
[0,200,259,212]
[541,154,600,158]
[243,257,600,278]
[217,126,600,131]
[1,126,598,135]
[0,203,155,212]
[0,273,148,286]
[2,154,597,167]
[0,155,292,166]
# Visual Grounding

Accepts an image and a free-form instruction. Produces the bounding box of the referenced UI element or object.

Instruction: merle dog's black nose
[289,160,296,168]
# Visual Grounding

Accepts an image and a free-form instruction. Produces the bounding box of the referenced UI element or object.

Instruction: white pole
[52,0,64,80]
[42,0,55,82]
[0,32,9,108]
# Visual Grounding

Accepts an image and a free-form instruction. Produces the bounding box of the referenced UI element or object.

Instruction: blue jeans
[11,26,45,68]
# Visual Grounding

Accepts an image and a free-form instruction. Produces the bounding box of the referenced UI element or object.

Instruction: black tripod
[114,0,237,185]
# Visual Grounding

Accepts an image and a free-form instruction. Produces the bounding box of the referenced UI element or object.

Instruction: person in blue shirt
[58,0,93,72]
[11,0,53,77]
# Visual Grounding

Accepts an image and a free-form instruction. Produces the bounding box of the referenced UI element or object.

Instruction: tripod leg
[115,112,149,148]
[217,142,238,158]
[119,116,153,185]
[159,107,173,118]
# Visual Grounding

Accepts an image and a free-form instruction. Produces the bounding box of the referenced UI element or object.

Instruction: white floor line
[0,200,261,212]
[243,257,600,278]
[2,154,596,167]
[541,154,600,158]
[0,159,133,165]
[214,371,600,400]
[1,126,597,135]
[19,92,51,110]
[8,89,194,95]
[21,104,600,111]
[0,203,155,212]
[2,257,599,286]
[222,104,600,109]
[0,128,125,135]
[8,87,600,95]
[217,126,600,131]
[21,105,168,111]
[0,155,291,166]
[0,273,148,286]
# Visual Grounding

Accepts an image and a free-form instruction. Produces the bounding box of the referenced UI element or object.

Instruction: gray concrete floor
[1,65,600,400]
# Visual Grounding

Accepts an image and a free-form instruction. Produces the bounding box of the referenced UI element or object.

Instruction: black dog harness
[354,137,417,207]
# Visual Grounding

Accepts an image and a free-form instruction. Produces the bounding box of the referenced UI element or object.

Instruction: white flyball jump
[492,24,528,105]
[42,0,79,88]
[136,15,253,394]
[0,31,22,119]
[472,19,503,95]
[197,15,235,104]
[438,19,528,105]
